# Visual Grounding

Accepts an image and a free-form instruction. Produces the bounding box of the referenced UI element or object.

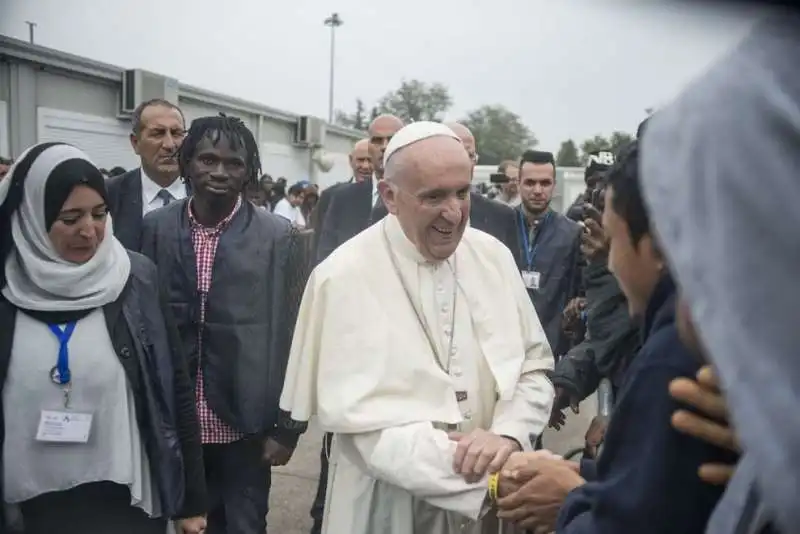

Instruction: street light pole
[324,13,343,124]
[25,21,37,44]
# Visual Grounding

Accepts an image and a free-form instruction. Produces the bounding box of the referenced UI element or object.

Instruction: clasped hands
[449,429,584,533]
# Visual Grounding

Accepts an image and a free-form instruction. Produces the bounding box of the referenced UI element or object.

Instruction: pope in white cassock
[280,122,555,534]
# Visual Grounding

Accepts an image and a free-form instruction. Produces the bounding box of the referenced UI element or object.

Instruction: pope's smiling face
[379,136,472,262]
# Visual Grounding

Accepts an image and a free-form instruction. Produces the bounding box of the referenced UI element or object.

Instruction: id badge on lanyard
[519,211,549,291]
[35,322,94,444]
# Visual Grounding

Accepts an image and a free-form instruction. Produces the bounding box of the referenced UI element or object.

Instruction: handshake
[449,430,586,533]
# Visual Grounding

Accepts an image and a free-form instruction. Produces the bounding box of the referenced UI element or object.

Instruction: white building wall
[261,142,310,182]
[180,99,256,132]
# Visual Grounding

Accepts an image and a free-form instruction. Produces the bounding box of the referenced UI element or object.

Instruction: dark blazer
[140,200,307,445]
[106,169,191,252]
[0,251,206,521]
[309,182,346,259]
[106,169,145,252]
[314,179,374,266]
[370,192,521,265]
[515,209,582,355]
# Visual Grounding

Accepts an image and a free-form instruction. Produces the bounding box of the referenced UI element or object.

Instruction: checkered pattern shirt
[188,197,244,444]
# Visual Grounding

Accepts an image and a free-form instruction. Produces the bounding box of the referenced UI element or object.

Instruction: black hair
[519,150,556,175]
[108,166,127,177]
[606,140,650,245]
[288,183,306,196]
[0,157,14,166]
[177,113,262,189]
[44,160,107,230]
[497,160,518,174]
[131,98,185,135]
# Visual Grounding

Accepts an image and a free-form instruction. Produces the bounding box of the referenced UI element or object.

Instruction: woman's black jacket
[0,251,207,525]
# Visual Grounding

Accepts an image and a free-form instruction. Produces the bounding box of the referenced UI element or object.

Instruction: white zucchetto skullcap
[383,121,461,168]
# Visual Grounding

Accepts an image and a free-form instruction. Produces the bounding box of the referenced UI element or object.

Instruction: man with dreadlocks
[140,114,307,534]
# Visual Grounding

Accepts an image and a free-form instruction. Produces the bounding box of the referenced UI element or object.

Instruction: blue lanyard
[48,322,77,385]
[518,211,550,270]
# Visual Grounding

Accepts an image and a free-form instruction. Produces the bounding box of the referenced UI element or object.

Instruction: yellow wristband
[487,472,500,502]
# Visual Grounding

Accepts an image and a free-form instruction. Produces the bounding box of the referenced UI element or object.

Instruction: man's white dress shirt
[140,168,187,216]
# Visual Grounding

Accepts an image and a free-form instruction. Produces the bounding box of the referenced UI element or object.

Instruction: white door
[0,101,9,158]
[37,108,139,170]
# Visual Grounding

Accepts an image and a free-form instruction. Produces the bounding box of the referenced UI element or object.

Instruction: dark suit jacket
[106,169,145,251]
[369,192,521,265]
[106,168,191,252]
[314,179,374,265]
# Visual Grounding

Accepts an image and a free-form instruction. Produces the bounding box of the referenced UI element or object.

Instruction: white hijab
[0,143,131,311]
[641,13,800,533]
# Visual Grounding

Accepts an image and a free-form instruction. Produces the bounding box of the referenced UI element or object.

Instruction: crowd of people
[0,11,796,534]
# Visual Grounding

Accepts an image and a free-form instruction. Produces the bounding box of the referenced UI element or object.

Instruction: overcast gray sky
[1,0,758,150]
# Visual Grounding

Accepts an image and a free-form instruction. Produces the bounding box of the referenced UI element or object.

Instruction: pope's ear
[378,180,398,214]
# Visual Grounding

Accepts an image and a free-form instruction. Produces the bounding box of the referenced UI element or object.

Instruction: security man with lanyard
[515,149,583,359]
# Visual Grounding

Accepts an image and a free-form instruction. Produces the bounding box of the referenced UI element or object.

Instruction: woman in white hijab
[641,12,799,534]
[0,143,207,533]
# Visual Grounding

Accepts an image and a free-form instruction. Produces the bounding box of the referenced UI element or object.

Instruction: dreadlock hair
[177,113,262,189]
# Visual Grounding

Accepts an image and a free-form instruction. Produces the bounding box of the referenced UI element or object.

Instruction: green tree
[376,79,453,123]
[556,139,581,167]
[334,98,369,130]
[460,105,536,166]
[579,135,611,165]
[608,131,634,153]
[579,131,635,164]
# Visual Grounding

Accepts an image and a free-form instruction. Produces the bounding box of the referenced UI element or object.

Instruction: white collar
[140,167,185,204]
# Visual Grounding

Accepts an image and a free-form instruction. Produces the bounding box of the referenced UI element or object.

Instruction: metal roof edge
[0,34,363,139]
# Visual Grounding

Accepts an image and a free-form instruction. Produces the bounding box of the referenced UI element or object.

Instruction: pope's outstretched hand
[449,429,521,483]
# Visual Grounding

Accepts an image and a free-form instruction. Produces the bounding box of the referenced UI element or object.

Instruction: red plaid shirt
[188,197,244,444]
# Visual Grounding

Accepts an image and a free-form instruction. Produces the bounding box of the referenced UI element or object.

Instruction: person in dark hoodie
[493,139,735,534]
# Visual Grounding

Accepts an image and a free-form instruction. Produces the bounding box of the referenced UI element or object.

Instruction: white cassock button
[444,326,451,335]
[437,284,445,293]
[441,305,449,314]
[451,365,462,377]
[450,344,458,355]
[463,410,473,420]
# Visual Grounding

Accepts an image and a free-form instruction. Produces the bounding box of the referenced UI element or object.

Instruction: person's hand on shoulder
[669,365,739,485]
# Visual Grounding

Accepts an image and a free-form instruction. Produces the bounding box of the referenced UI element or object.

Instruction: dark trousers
[310,432,333,534]
[19,481,166,534]
[204,437,272,534]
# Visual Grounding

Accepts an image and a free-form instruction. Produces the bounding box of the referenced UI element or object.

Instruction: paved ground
[267,394,598,534]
